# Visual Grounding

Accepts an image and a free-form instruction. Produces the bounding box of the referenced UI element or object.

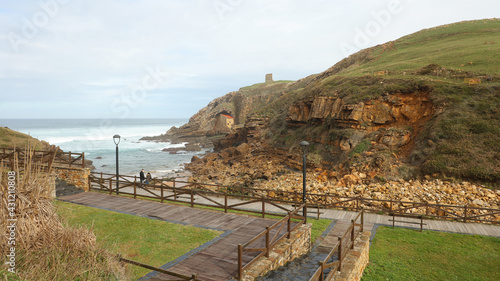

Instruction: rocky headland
[147,20,500,220]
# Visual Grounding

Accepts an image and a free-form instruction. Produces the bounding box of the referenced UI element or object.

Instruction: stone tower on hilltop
[265,73,273,83]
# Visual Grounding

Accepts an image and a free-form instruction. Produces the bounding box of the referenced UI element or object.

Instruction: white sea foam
[2,119,192,177]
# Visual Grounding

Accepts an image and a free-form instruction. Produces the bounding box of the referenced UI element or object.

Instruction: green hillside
[252,19,500,185]
[0,127,46,149]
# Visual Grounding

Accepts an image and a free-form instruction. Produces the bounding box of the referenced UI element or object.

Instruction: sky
[0,0,498,119]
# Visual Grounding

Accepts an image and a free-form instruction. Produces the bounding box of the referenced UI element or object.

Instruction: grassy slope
[55,201,222,280]
[254,19,500,184]
[362,226,500,281]
[343,19,500,77]
[0,126,46,149]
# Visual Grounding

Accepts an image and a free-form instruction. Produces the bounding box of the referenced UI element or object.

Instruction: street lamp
[300,140,309,218]
[113,134,121,195]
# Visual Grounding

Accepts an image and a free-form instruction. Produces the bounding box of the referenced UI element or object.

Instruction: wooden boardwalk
[60,190,500,280]
[59,192,298,281]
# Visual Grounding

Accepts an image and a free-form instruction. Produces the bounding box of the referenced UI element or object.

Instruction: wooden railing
[237,203,306,280]
[88,172,500,224]
[89,172,302,219]
[118,256,198,281]
[0,147,85,169]
[309,210,364,281]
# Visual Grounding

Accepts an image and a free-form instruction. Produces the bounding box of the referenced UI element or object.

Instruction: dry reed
[1,148,126,280]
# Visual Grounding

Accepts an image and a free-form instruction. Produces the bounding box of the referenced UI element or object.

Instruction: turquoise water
[1,118,205,178]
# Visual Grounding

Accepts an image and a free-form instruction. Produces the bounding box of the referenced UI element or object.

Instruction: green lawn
[55,201,222,280]
[362,226,500,281]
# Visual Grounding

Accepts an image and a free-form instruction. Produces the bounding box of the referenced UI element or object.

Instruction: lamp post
[300,140,309,218]
[113,134,121,195]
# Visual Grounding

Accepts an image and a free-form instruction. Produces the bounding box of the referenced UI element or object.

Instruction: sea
[0,118,206,178]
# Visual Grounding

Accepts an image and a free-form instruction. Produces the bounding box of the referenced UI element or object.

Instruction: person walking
[146,172,152,184]
[139,169,145,183]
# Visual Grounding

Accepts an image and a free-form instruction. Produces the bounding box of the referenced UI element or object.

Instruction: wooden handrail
[237,203,306,280]
[88,172,500,225]
[118,256,198,280]
[309,209,364,281]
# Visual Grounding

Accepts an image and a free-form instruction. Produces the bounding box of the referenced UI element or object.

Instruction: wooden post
[351,219,355,249]
[265,227,270,258]
[133,182,136,199]
[69,151,72,167]
[173,178,176,188]
[392,214,395,229]
[262,197,265,218]
[190,190,194,208]
[463,206,467,223]
[287,212,291,239]
[82,152,85,168]
[338,237,342,272]
[319,261,325,281]
[304,204,307,224]
[390,199,393,213]
[420,216,423,232]
[109,180,112,195]
[161,187,164,203]
[224,194,228,213]
[361,209,364,232]
[238,244,243,280]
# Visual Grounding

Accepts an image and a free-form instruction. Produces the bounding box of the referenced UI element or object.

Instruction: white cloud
[0,0,499,118]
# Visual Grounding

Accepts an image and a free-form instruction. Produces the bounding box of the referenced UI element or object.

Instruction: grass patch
[362,226,500,281]
[55,201,222,280]
[310,219,333,243]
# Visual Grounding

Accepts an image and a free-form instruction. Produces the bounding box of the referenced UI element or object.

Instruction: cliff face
[286,92,435,151]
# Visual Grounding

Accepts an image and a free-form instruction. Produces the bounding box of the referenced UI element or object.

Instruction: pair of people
[139,169,152,184]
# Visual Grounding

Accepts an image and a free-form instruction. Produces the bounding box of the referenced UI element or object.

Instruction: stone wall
[332,230,371,281]
[52,167,91,191]
[241,223,312,281]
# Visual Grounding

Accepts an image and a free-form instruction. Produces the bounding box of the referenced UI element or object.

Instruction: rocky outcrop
[141,82,295,146]
[287,92,434,129]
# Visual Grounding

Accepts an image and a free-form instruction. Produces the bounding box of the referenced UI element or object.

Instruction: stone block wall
[332,230,371,281]
[241,223,312,281]
[52,167,91,191]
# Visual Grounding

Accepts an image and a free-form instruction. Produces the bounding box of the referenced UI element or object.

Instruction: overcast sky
[0,0,498,119]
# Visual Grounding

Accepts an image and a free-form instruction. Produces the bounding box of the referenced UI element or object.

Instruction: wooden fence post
[319,261,325,281]
[82,152,85,168]
[351,219,355,249]
[464,206,467,223]
[69,151,72,167]
[224,194,228,213]
[109,180,112,195]
[133,182,137,199]
[265,226,270,258]
[262,197,265,218]
[287,212,291,239]
[338,237,342,272]
[161,187,164,203]
[190,190,194,208]
[238,244,243,280]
